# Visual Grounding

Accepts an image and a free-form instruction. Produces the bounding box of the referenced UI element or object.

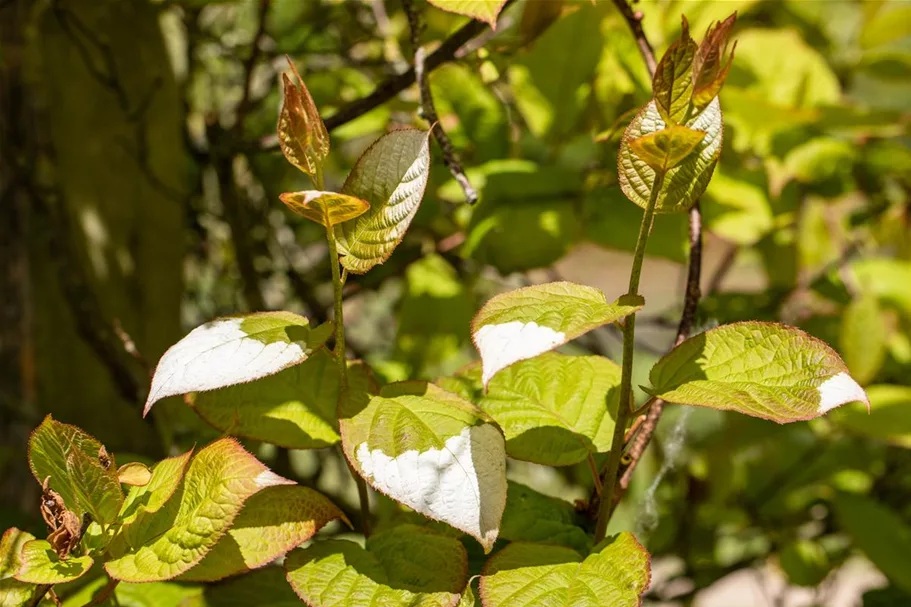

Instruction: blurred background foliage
[1,0,909,605]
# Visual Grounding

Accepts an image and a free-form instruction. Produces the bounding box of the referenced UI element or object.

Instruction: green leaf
[702,167,774,245]
[778,539,830,587]
[652,17,698,124]
[144,311,332,416]
[0,528,35,607]
[851,259,911,321]
[479,533,650,607]
[277,58,329,178]
[830,385,911,448]
[426,0,508,28]
[649,322,869,423]
[178,485,345,582]
[628,125,706,172]
[278,190,369,227]
[480,353,620,466]
[840,294,887,385]
[202,567,301,607]
[285,525,468,607]
[118,450,192,528]
[335,128,432,274]
[618,97,723,214]
[105,438,292,583]
[499,482,592,554]
[471,282,640,387]
[28,416,123,524]
[112,582,203,607]
[340,381,506,552]
[117,462,152,487]
[833,493,911,594]
[190,352,373,449]
[14,540,92,585]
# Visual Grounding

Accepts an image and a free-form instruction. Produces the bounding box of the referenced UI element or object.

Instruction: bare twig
[610,0,657,75]
[235,0,271,128]
[618,203,703,494]
[403,0,478,204]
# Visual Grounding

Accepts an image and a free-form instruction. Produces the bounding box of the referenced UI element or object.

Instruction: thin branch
[403,0,478,204]
[234,0,271,129]
[82,578,119,607]
[259,11,499,149]
[610,0,657,75]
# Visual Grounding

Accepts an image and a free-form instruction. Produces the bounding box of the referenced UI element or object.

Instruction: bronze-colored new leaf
[692,13,738,110]
[628,125,706,172]
[652,17,698,125]
[278,57,330,178]
[279,190,370,227]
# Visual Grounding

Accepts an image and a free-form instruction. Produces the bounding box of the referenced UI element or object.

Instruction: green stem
[322,191,371,535]
[594,169,666,542]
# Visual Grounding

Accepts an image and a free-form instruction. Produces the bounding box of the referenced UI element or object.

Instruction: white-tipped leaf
[145,311,331,416]
[649,321,869,423]
[471,282,640,387]
[340,381,507,552]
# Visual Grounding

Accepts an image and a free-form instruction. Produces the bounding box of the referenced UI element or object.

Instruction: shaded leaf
[28,416,122,524]
[833,493,911,594]
[778,539,830,587]
[285,525,467,607]
[14,540,92,584]
[179,486,345,582]
[479,533,650,607]
[618,97,723,214]
[471,282,639,387]
[144,312,332,416]
[830,385,911,448]
[279,190,369,227]
[340,382,506,552]
[649,322,869,423]
[480,354,620,466]
[499,482,592,554]
[190,352,373,449]
[203,567,301,607]
[105,439,292,582]
[277,58,329,178]
[336,129,432,274]
[840,294,887,385]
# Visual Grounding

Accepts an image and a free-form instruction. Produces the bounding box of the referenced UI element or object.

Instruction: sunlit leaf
[14,540,92,584]
[277,58,329,178]
[426,0,508,29]
[627,125,706,172]
[179,486,345,582]
[28,416,122,524]
[618,97,723,214]
[652,17,698,124]
[335,129,432,274]
[840,294,887,385]
[105,438,292,582]
[479,533,650,607]
[0,528,35,606]
[117,462,152,487]
[340,382,506,552]
[833,493,911,594]
[471,282,639,387]
[118,450,192,528]
[692,13,737,110]
[144,311,332,416]
[285,525,467,607]
[480,353,620,466]
[279,190,369,227]
[649,322,869,423]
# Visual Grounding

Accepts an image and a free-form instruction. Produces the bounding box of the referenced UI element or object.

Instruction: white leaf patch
[817,372,869,414]
[145,316,318,416]
[355,424,507,552]
[474,321,566,387]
